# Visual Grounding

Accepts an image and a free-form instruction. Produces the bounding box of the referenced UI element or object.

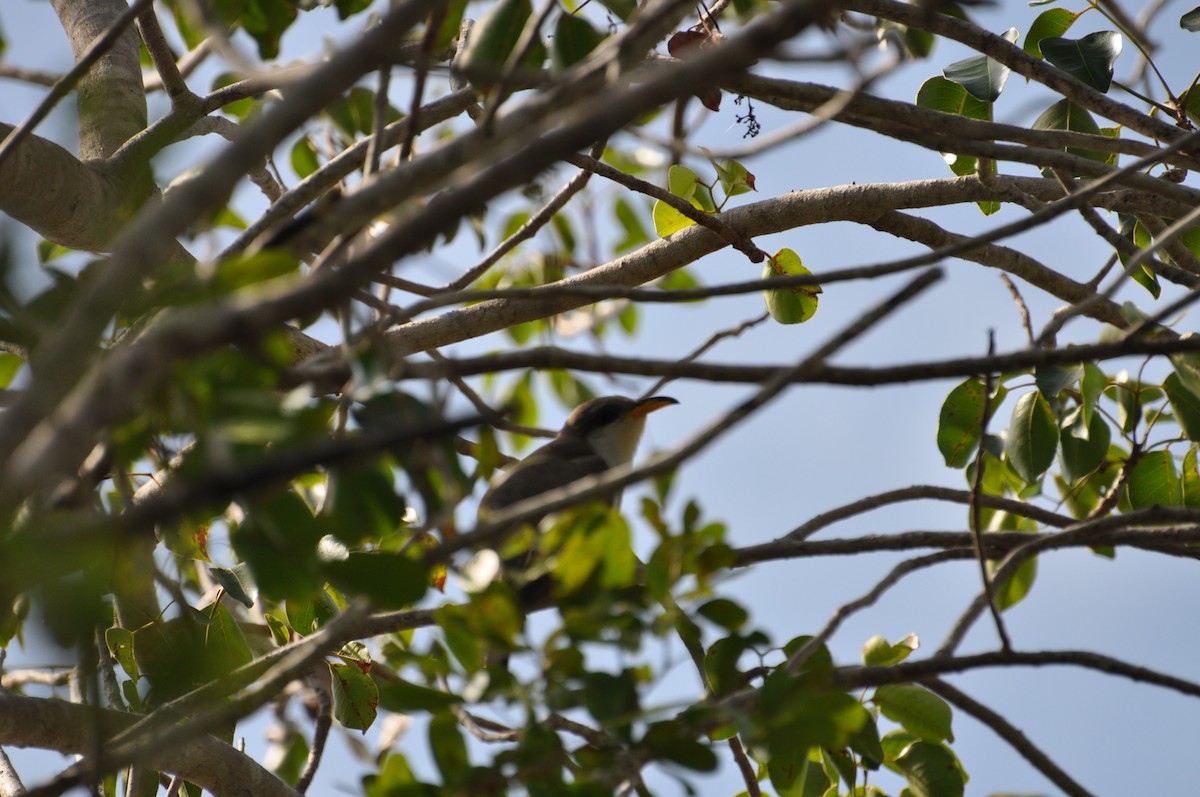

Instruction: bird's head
[563,395,678,468]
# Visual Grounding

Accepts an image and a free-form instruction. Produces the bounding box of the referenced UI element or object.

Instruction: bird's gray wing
[479,442,610,517]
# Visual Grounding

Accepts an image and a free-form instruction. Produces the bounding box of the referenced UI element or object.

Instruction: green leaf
[641,722,719,771]
[1060,411,1111,483]
[1032,99,1108,167]
[993,553,1037,610]
[1183,447,1200,507]
[242,0,298,59]
[1170,342,1200,402]
[1035,364,1080,398]
[1040,31,1123,93]
[434,0,469,50]
[1006,391,1059,483]
[329,661,378,732]
[937,378,985,468]
[105,626,139,682]
[457,0,533,90]
[861,633,919,666]
[322,551,429,610]
[891,739,966,797]
[667,164,700,199]
[0,352,22,389]
[1024,8,1079,58]
[1181,7,1200,32]
[290,136,320,178]
[1165,372,1200,442]
[915,76,992,177]
[209,564,255,608]
[1126,450,1181,508]
[874,684,954,744]
[762,248,820,324]
[597,0,637,20]
[698,598,749,631]
[551,12,605,71]
[334,0,372,19]
[376,677,462,713]
[323,456,410,544]
[1080,361,1107,428]
[612,198,650,253]
[233,489,324,602]
[942,28,1016,101]
[652,199,699,237]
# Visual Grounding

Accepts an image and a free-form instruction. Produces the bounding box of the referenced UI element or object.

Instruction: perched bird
[477,395,678,599]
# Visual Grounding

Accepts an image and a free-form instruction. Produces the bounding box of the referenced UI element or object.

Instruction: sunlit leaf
[874,684,954,743]
[937,378,985,468]
[762,248,820,324]
[329,661,379,732]
[1024,8,1079,58]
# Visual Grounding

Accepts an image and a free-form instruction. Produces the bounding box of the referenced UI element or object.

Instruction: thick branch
[0,692,298,797]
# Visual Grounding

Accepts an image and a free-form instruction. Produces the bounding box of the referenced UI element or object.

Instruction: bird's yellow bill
[628,396,679,417]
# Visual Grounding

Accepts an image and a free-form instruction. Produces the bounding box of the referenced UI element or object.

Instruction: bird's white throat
[585,413,647,468]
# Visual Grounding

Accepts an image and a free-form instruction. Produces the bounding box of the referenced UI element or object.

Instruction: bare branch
[925,678,1097,797]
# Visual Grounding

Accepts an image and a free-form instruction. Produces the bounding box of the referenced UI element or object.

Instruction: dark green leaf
[942,28,1015,102]
[937,378,985,468]
[697,598,749,631]
[242,0,297,59]
[334,0,372,20]
[1040,31,1122,93]
[1024,8,1079,58]
[551,12,605,71]
[376,677,462,713]
[1006,391,1059,482]
[597,0,637,20]
[874,684,954,743]
[1032,99,1108,167]
[209,565,255,608]
[458,0,535,90]
[892,739,966,797]
[1126,450,1181,508]
[1183,447,1200,507]
[1035,364,1080,398]
[322,551,428,610]
[329,661,378,732]
[1181,7,1200,31]
[1165,372,1200,442]
[641,722,718,771]
[1060,411,1111,483]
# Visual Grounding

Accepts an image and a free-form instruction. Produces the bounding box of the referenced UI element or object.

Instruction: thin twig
[294,671,331,794]
[565,153,766,263]
[1000,275,1033,345]
[784,551,969,674]
[0,0,154,168]
[968,331,1012,652]
[136,5,191,101]
[924,678,1096,797]
[644,312,769,397]
[437,141,608,293]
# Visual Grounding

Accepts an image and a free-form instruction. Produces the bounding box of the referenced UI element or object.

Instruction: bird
[477,394,678,601]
